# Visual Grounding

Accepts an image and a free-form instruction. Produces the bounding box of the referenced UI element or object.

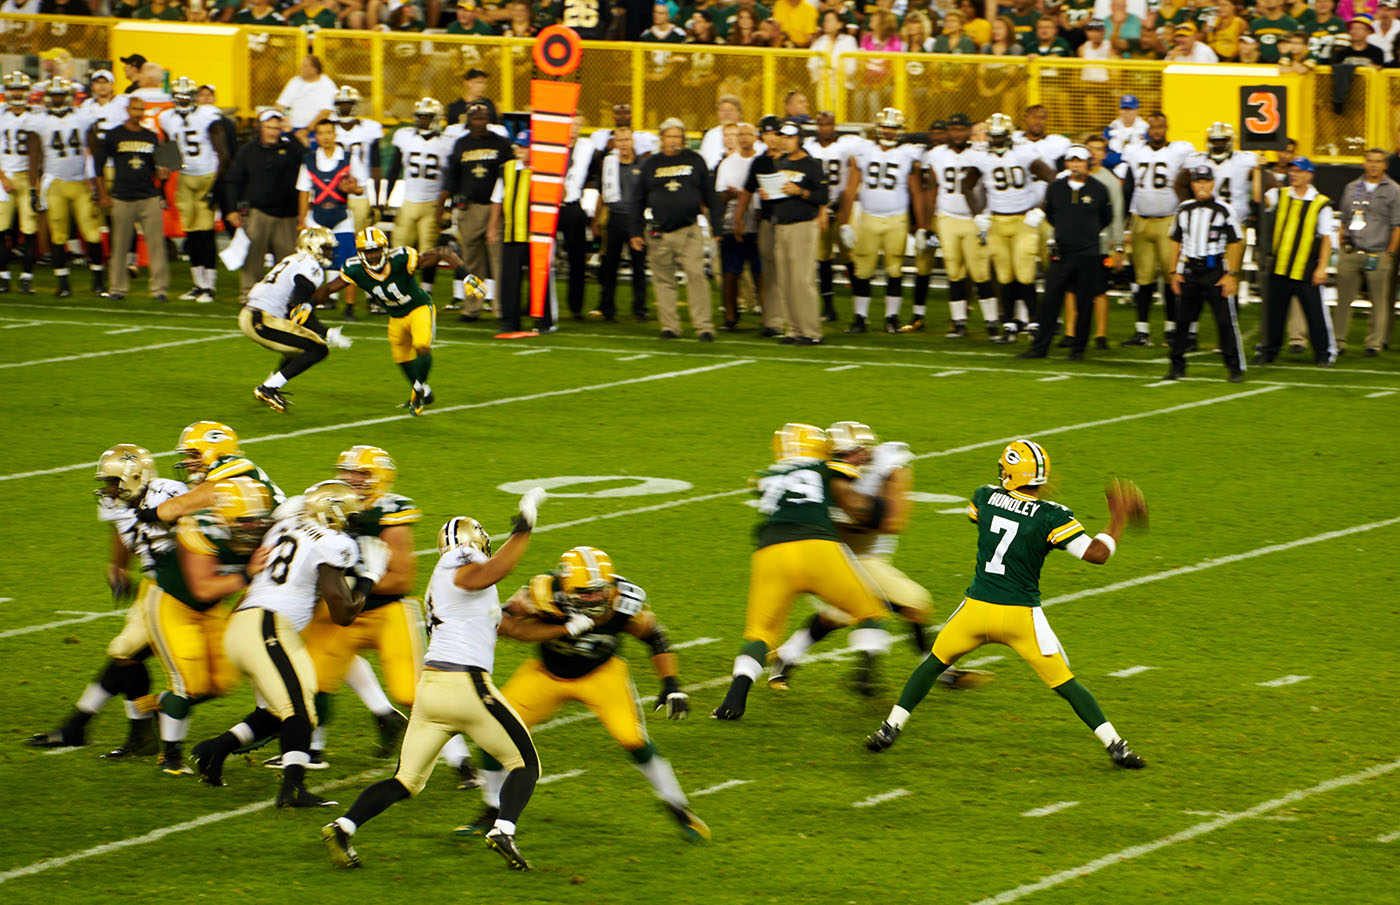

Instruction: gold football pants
[745,539,885,649]
[499,656,648,750]
[224,607,318,724]
[143,583,238,699]
[931,597,1073,688]
[305,598,424,703]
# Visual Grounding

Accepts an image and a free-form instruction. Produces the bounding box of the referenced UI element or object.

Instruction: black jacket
[227,133,302,217]
[1045,176,1112,257]
[632,149,711,236]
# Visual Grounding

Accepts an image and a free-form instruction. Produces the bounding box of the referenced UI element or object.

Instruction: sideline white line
[933,370,966,378]
[1257,675,1312,688]
[1181,810,1297,823]
[0,334,239,371]
[1144,380,1177,388]
[853,789,911,809]
[0,359,753,483]
[0,610,126,640]
[1041,517,1400,609]
[616,354,650,361]
[103,327,143,335]
[692,779,753,797]
[514,348,550,356]
[1037,375,1071,382]
[825,364,859,372]
[964,757,1400,905]
[1109,665,1157,678]
[1,321,42,329]
[1022,801,1079,818]
[1377,830,1400,843]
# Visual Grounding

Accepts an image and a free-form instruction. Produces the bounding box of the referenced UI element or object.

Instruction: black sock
[497,766,539,826]
[122,658,151,700]
[62,709,94,733]
[885,276,902,308]
[398,360,415,387]
[914,273,930,310]
[284,762,307,787]
[280,713,311,758]
[344,778,412,829]
[818,260,833,305]
[1134,284,1154,323]
[806,613,839,643]
[1023,282,1039,324]
[909,621,929,654]
[21,233,36,273]
[98,659,126,697]
[999,284,1018,325]
[278,344,328,382]
[850,276,871,298]
[722,674,754,708]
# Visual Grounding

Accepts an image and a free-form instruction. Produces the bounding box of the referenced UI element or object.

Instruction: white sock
[732,653,763,681]
[634,753,688,808]
[776,627,816,665]
[482,768,505,808]
[949,299,968,321]
[1189,321,1198,335]
[231,722,256,745]
[884,296,902,318]
[978,297,999,323]
[78,683,112,715]
[312,725,327,751]
[158,713,189,743]
[853,296,871,318]
[420,282,432,295]
[282,749,310,767]
[912,303,926,316]
[344,656,395,717]
[1135,320,1149,333]
[420,381,431,396]
[335,816,358,836]
[443,734,470,769]
[491,819,516,836]
[886,704,911,729]
[452,280,465,301]
[263,371,288,390]
[1093,721,1121,748]
[850,626,892,655]
[1165,320,1177,332]
[0,270,10,279]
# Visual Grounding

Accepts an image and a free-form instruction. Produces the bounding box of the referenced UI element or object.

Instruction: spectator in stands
[285,0,339,28]
[134,0,183,20]
[756,16,790,45]
[855,10,902,121]
[1333,15,1384,67]
[701,95,743,169]
[1204,0,1246,60]
[335,0,367,28]
[1106,0,1143,55]
[983,15,1023,54]
[933,10,980,53]
[276,55,336,147]
[113,0,143,19]
[960,0,992,46]
[1276,30,1318,71]
[1079,18,1118,70]
[784,90,812,123]
[1024,14,1073,54]
[1165,21,1219,59]
[686,11,717,42]
[1374,0,1400,62]
[1237,32,1261,61]
[40,0,90,13]
[1249,0,1299,62]
[729,6,763,44]
[1003,0,1040,43]
[500,0,534,36]
[1301,0,1347,57]
[448,1,496,35]
[228,110,303,293]
[774,0,819,45]
[809,10,859,93]
[234,0,286,24]
[640,2,687,41]
[903,11,937,52]
[447,69,497,128]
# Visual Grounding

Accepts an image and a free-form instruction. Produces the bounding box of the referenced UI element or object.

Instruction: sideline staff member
[1257,158,1336,367]
[1164,165,1245,382]
[95,96,169,301]
[766,120,827,345]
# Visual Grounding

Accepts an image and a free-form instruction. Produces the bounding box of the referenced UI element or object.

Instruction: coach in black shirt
[767,121,828,344]
[1020,144,1112,361]
[441,103,512,319]
[95,96,167,301]
[228,110,302,292]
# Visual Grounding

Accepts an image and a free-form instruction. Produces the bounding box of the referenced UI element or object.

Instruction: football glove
[839,224,857,248]
[914,228,927,248]
[29,188,43,212]
[512,487,546,533]
[871,440,913,473]
[202,190,217,210]
[326,326,353,349]
[563,611,594,638]
[973,212,992,234]
[655,680,690,720]
[108,570,134,603]
[134,506,161,524]
[355,536,390,586]
[1023,208,1045,229]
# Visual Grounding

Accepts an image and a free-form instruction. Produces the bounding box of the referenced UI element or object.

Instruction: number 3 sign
[1239,86,1287,151]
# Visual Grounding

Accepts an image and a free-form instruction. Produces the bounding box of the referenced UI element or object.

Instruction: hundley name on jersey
[982,489,1041,518]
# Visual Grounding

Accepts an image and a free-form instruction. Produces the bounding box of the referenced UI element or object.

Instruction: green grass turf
[0,268,1397,905]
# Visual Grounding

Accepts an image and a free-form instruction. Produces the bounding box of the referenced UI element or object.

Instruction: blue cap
[1120,94,1139,110]
[512,129,530,147]
[1291,157,1315,173]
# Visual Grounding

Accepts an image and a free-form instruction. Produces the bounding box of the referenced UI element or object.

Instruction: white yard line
[1143,380,1177,388]
[1109,666,1157,678]
[1181,810,1297,822]
[1364,390,1394,398]
[616,354,650,361]
[1021,801,1079,818]
[103,327,144,335]
[1376,830,1400,843]
[933,370,966,378]
[852,789,911,808]
[691,779,753,797]
[514,348,550,356]
[1257,675,1312,688]
[1037,375,1071,382]
[960,655,1006,668]
[672,637,722,650]
[825,364,859,372]
[964,757,1400,905]
[0,321,42,329]
[0,334,239,370]
[0,610,126,640]
[537,769,586,785]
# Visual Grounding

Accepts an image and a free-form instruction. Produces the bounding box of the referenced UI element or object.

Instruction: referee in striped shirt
[1165,165,1245,382]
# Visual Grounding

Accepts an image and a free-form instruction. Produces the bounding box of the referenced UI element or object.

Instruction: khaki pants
[392,199,442,252]
[1334,249,1393,352]
[349,196,372,232]
[0,170,37,233]
[815,213,845,264]
[224,608,318,724]
[110,196,169,296]
[938,214,991,283]
[851,211,907,279]
[106,580,154,659]
[238,305,326,355]
[241,209,298,292]
[1130,214,1173,284]
[649,223,714,335]
[774,219,821,340]
[453,202,499,315]
[46,178,103,244]
[757,218,778,327]
[175,171,217,232]
[988,214,1038,284]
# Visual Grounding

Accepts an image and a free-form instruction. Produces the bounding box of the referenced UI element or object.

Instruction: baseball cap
[758,114,782,133]
[119,54,147,67]
[258,109,283,123]
[1120,94,1140,110]
[1189,164,1214,181]
[779,121,801,136]
[1085,18,1104,29]
[1174,21,1197,34]
[463,67,487,80]
[948,113,971,127]
[1238,33,1258,44]
[928,119,948,131]
[40,48,71,61]
[512,129,530,146]
[1064,144,1090,161]
[90,69,114,83]
[1353,13,1377,30]
[1291,157,1316,173]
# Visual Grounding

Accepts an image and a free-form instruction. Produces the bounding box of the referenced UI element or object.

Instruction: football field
[1,277,1398,905]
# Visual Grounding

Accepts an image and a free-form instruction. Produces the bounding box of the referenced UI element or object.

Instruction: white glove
[926,230,941,249]
[356,535,390,585]
[914,228,927,248]
[563,611,594,638]
[515,487,547,530]
[973,212,992,234]
[326,326,353,350]
[839,223,857,248]
[872,441,914,473]
[271,494,306,522]
[1023,208,1045,229]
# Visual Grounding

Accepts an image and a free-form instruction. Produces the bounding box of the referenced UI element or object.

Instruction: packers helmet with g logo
[355,227,389,275]
[772,423,831,462]
[297,226,337,268]
[827,421,877,456]
[334,444,397,498]
[437,516,491,557]
[303,480,364,533]
[999,439,1050,491]
[94,444,157,504]
[212,476,275,554]
[176,421,240,484]
[556,546,618,617]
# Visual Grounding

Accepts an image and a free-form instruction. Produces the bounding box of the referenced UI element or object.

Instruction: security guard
[1256,158,1337,366]
[1164,166,1245,382]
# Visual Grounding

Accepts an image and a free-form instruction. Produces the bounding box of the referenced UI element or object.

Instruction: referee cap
[1189,164,1214,181]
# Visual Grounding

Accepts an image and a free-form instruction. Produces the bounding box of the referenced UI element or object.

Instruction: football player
[385,98,453,297]
[712,424,892,721]
[974,114,1055,341]
[837,107,926,333]
[0,72,39,294]
[919,113,999,339]
[331,87,384,319]
[134,421,285,530]
[237,226,352,413]
[865,441,1147,771]
[322,493,555,872]
[462,546,709,844]
[804,111,862,322]
[157,77,228,303]
[318,228,464,415]
[27,76,106,297]
[191,481,381,807]
[1118,112,1193,347]
[29,445,185,755]
[144,475,274,775]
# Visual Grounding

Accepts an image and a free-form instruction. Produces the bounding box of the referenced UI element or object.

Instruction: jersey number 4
[983,516,1019,575]
[756,470,824,515]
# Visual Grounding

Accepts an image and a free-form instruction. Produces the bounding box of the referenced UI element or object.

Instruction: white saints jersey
[392,128,452,203]
[423,545,502,672]
[851,140,923,217]
[97,477,188,575]
[78,95,130,141]
[1120,141,1194,217]
[1184,150,1258,223]
[246,251,325,318]
[977,144,1042,213]
[0,108,35,174]
[32,110,89,182]
[239,518,358,632]
[832,441,913,558]
[157,106,222,177]
[335,117,384,176]
[1014,132,1073,202]
[803,134,863,202]
[924,144,986,219]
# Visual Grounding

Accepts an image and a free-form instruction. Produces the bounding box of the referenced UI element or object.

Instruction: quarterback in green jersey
[865,439,1148,769]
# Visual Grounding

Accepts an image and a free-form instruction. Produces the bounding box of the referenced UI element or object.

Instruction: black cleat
[1067,349,1084,362]
[941,321,963,338]
[1164,330,1176,347]
[1288,343,1306,354]
[851,650,878,698]
[254,384,288,413]
[343,305,357,322]
[821,304,838,322]
[1227,369,1245,383]
[159,742,191,776]
[1095,336,1108,350]
[190,739,227,786]
[484,830,532,870]
[1120,331,1150,347]
[372,710,408,758]
[759,326,781,338]
[1108,738,1146,769]
[28,726,84,748]
[277,783,338,808]
[767,657,795,690]
[845,315,867,334]
[668,803,711,842]
[454,806,499,836]
[709,701,745,720]
[19,276,34,295]
[101,719,158,758]
[1162,367,1185,381]
[1186,335,1199,353]
[1056,334,1074,348]
[456,759,480,790]
[1015,349,1047,359]
[901,316,926,333]
[865,721,901,752]
[322,822,361,868]
[0,275,8,292]
[884,315,899,334]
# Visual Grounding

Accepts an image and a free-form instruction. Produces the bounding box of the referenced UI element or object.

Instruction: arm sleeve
[1046,508,1086,550]
[290,274,318,305]
[442,139,461,195]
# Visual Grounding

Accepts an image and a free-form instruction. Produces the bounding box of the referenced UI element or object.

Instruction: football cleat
[190,738,227,786]
[767,657,795,690]
[1120,331,1150,347]
[254,385,288,413]
[709,701,745,720]
[454,806,499,836]
[178,287,201,301]
[936,667,994,689]
[28,727,84,749]
[1108,739,1146,769]
[900,317,926,333]
[195,289,215,304]
[456,759,480,790]
[158,743,192,776]
[484,830,532,871]
[18,276,34,295]
[1057,334,1074,348]
[1095,336,1109,350]
[407,387,425,417]
[667,804,711,842]
[884,315,899,334]
[322,823,361,868]
[1186,335,1199,353]
[263,750,328,770]
[864,721,901,753]
[942,321,964,338]
[0,275,9,292]
[277,783,338,808]
[372,710,409,758]
[845,315,867,334]
[101,719,159,758]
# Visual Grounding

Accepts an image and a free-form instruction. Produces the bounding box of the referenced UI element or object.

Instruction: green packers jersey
[359,492,422,611]
[342,246,432,317]
[753,458,861,549]
[205,455,287,504]
[535,573,647,679]
[963,484,1085,608]
[154,513,250,611]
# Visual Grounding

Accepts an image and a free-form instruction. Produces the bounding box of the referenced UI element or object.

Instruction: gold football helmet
[355,227,389,274]
[4,72,31,109]
[413,97,444,134]
[827,421,877,456]
[437,516,491,557]
[875,106,904,147]
[772,422,831,462]
[172,76,197,110]
[999,439,1050,491]
[987,112,1014,150]
[94,444,157,503]
[334,444,397,498]
[556,546,617,616]
[333,85,361,119]
[1206,121,1235,158]
[176,421,240,484]
[45,77,73,113]
[211,476,274,554]
[297,226,337,268]
[303,480,364,533]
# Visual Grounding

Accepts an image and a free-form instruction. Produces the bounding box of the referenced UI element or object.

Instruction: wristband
[510,514,531,535]
[354,575,376,597]
[1094,533,1117,558]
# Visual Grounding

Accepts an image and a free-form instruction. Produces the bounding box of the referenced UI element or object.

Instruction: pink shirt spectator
[1339,0,1379,19]
[859,32,905,85]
